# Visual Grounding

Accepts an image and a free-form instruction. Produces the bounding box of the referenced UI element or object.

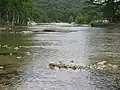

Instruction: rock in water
[2,45,8,48]
[49,62,55,69]
[97,61,107,65]
[26,52,31,55]
[0,66,4,69]
[48,61,119,73]
[20,31,33,34]
[112,65,118,70]
[17,56,22,59]
[43,29,56,32]
[14,47,19,50]
[10,53,12,56]
[70,61,74,63]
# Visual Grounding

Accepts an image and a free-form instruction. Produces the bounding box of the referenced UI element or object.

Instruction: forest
[0,0,120,26]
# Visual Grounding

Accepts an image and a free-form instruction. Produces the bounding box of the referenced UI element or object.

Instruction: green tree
[84,0,120,23]
[33,0,84,22]
[0,0,41,26]
[81,0,103,24]
[75,14,85,24]
[68,15,74,23]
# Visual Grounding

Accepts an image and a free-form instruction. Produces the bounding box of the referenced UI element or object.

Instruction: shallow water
[0,26,120,90]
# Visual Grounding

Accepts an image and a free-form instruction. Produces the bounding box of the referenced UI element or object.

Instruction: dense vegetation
[32,0,83,23]
[0,0,120,26]
[79,0,120,24]
[0,0,84,26]
[0,0,41,26]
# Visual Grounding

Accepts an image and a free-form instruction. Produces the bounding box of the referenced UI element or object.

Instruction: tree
[32,0,84,22]
[0,0,41,26]
[68,15,74,23]
[75,13,87,24]
[84,0,120,22]
[80,0,104,24]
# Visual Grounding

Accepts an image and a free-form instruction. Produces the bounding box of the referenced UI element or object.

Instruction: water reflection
[0,30,32,89]
[0,26,120,90]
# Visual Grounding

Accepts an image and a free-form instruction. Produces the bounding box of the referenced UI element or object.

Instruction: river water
[0,25,120,90]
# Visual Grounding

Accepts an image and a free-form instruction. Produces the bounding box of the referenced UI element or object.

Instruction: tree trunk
[16,12,20,25]
[12,12,15,26]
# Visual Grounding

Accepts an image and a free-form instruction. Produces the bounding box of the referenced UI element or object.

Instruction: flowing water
[0,25,120,90]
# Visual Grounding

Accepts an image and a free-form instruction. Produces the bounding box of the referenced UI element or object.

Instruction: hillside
[33,0,84,22]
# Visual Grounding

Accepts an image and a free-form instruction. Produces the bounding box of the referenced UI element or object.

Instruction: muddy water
[0,26,120,90]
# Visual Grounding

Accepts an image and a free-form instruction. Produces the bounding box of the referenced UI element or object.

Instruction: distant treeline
[0,0,84,26]
[0,0,120,26]
[32,0,84,23]
[33,0,120,24]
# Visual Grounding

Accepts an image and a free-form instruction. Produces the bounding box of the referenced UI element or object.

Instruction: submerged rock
[16,56,22,59]
[2,45,8,48]
[112,65,118,70]
[25,52,31,55]
[42,27,70,32]
[43,29,56,32]
[13,47,19,50]
[0,52,18,56]
[48,62,83,70]
[70,65,77,70]
[0,66,4,69]
[0,27,6,30]
[20,31,33,34]
[49,62,56,69]
[9,53,12,56]
[19,46,22,48]
[70,61,74,63]
[89,61,119,73]
[97,61,107,65]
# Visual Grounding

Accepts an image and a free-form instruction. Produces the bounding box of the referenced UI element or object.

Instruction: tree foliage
[68,15,74,23]
[0,0,86,25]
[2,0,119,25]
[33,0,84,23]
[0,0,40,26]
[82,0,120,23]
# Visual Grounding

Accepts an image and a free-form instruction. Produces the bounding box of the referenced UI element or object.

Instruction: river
[0,25,120,90]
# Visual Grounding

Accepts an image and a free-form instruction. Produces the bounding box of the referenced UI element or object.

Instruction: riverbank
[0,22,87,30]
[38,23,73,26]
[28,23,91,33]
[37,22,90,27]
[91,22,120,29]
